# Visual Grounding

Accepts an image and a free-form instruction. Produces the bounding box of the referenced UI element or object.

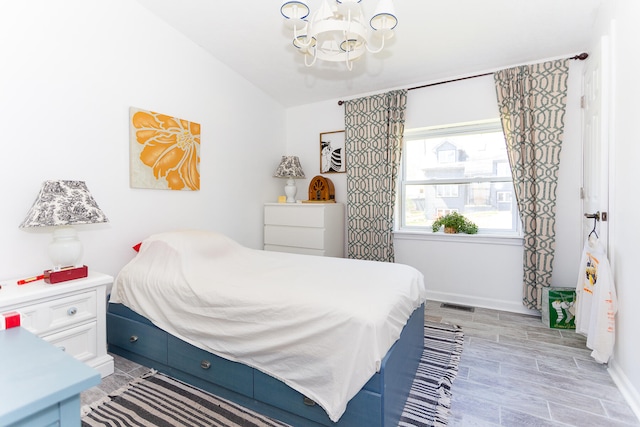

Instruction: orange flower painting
[129,107,200,190]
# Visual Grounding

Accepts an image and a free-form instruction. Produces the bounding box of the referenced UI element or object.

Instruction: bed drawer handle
[200,360,211,370]
[129,335,139,343]
[303,397,316,407]
[67,307,78,316]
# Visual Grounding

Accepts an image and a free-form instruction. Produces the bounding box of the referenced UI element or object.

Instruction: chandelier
[280,0,398,70]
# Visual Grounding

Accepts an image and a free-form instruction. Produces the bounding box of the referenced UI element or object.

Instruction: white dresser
[264,203,345,257]
[0,271,114,378]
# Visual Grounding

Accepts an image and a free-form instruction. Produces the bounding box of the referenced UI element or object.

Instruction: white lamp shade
[315,0,336,21]
[281,0,310,20]
[370,0,398,30]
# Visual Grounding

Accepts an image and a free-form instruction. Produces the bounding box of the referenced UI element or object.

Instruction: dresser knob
[67,307,78,316]
[303,397,316,406]
[200,360,211,370]
[129,335,139,343]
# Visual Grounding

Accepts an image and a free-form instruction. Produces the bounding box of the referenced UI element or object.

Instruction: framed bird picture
[320,130,346,173]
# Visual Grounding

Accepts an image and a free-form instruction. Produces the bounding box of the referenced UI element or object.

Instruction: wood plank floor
[83,301,640,426]
[425,300,640,426]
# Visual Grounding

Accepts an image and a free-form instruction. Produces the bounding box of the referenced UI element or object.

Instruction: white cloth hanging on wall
[575,236,617,364]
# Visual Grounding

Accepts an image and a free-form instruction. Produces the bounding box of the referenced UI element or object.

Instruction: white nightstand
[0,271,114,378]
[264,202,345,257]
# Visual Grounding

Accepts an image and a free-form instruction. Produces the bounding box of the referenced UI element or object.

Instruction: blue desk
[0,327,100,426]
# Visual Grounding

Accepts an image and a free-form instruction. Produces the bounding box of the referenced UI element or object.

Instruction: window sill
[393,229,524,246]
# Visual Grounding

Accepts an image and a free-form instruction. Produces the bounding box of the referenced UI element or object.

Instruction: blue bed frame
[107,302,425,427]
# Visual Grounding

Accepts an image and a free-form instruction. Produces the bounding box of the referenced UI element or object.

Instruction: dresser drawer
[167,336,253,398]
[19,290,97,336]
[263,203,344,257]
[43,321,97,362]
[263,245,325,256]
[264,205,327,227]
[264,225,326,249]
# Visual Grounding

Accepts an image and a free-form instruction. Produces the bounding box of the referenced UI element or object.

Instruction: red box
[44,265,88,284]
[1,311,21,329]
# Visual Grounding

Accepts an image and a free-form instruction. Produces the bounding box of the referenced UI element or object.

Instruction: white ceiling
[135,0,603,108]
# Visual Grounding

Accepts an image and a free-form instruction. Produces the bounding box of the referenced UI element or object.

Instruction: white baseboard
[426,290,540,316]
[88,354,115,378]
[608,361,640,423]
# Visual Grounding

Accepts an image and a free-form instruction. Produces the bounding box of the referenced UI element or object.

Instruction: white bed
[109,230,426,423]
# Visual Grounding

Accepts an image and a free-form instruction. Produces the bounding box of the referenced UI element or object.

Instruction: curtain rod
[337,52,589,106]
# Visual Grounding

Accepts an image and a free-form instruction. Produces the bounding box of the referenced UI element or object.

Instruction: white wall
[286,70,583,315]
[0,0,285,280]
[596,1,640,418]
[285,100,347,202]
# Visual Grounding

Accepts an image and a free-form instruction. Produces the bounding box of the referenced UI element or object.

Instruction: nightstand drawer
[20,291,97,336]
[0,272,114,378]
[43,321,98,362]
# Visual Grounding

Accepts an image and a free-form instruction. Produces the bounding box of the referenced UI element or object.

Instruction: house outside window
[399,120,520,234]
[436,184,459,198]
[436,208,458,217]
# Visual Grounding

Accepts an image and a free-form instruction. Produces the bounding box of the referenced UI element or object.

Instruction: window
[497,191,512,203]
[436,184,458,198]
[399,120,519,234]
[437,149,456,163]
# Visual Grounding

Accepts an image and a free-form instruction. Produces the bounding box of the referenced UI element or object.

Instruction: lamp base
[49,226,83,270]
[284,178,297,203]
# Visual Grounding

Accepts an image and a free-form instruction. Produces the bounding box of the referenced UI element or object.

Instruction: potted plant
[431,212,478,234]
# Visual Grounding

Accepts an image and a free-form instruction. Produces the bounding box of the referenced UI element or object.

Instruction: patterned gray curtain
[344,90,407,262]
[494,60,569,310]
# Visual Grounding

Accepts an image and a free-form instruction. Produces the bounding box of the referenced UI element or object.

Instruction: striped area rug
[400,321,464,427]
[82,321,463,427]
[81,372,288,427]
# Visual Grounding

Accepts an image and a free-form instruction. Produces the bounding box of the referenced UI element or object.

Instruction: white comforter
[110,230,426,422]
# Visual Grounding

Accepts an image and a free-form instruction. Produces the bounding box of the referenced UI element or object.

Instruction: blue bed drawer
[167,336,253,398]
[254,372,382,427]
[107,313,168,364]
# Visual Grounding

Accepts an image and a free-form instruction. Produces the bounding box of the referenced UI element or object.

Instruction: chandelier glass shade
[281,0,397,70]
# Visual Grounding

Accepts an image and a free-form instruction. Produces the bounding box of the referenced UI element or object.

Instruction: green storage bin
[541,287,576,329]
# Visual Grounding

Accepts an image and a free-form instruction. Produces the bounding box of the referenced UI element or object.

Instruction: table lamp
[273,156,305,203]
[19,180,109,271]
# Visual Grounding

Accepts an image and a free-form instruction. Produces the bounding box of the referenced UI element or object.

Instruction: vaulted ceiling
[136,0,603,107]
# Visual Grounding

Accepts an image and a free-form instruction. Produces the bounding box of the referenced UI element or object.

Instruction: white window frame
[398,120,521,236]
